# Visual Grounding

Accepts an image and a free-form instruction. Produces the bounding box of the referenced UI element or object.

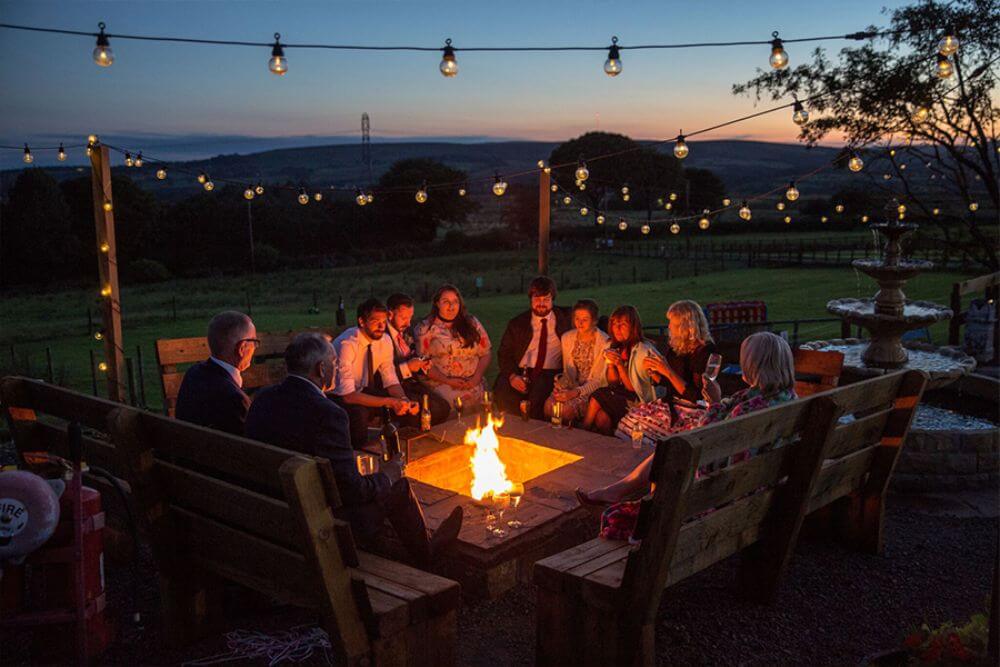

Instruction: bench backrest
[792,348,844,397]
[155,329,337,417]
[618,369,926,628]
[949,271,1000,348]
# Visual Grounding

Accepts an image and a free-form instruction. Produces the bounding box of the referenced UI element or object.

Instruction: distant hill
[2,139,859,201]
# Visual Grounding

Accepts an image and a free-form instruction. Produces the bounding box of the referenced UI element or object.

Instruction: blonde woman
[543,299,610,422]
[642,300,715,404]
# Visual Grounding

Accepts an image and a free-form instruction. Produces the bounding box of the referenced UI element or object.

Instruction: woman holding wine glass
[642,300,716,406]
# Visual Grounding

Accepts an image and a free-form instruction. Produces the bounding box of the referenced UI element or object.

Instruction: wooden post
[538,169,551,276]
[90,145,126,403]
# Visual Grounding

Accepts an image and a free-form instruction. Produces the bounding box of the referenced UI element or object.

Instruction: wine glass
[551,401,562,429]
[704,352,723,381]
[491,493,510,537]
[454,396,464,425]
[507,482,524,529]
[631,424,644,450]
[481,390,493,417]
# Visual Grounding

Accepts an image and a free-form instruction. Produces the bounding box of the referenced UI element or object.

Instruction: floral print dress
[414,316,492,407]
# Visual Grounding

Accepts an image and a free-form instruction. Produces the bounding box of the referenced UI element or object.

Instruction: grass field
[1,241,976,412]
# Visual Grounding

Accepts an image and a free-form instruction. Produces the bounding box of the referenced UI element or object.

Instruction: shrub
[127,258,171,284]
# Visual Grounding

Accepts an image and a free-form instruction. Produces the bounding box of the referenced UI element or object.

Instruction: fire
[466,414,514,500]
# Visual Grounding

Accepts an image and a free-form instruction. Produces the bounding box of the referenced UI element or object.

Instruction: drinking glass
[491,493,510,537]
[356,453,378,475]
[631,424,644,450]
[481,390,493,416]
[704,353,723,381]
[551,401,562,429]
[519,399,531,422]
[454,396,464,425]
[507,482,524,529]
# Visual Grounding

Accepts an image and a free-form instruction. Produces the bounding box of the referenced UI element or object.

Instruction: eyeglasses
[239,338,262,347]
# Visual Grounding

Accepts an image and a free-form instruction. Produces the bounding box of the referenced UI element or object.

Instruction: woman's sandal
[575,487,607,507]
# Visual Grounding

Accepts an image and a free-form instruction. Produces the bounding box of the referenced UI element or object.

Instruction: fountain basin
[827,298,953,325]
[852,258,934,282]
[800,338,976,389]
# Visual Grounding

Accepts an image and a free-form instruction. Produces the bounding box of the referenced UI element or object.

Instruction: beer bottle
[420,394,432,432]
[381,407,400,460]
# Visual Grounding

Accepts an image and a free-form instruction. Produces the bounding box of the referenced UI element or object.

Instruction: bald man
[175,310,258,435]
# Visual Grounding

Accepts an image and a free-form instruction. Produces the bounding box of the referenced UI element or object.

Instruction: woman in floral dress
[414,284,492,412]
[543,299,610,422]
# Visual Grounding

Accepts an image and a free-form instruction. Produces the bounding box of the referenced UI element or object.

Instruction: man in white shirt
[331,298,419,449]
[385,293,450,426]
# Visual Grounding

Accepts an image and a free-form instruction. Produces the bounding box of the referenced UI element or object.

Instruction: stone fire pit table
[399,418,650,599]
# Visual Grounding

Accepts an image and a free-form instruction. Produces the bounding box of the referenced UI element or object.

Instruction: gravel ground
[4,491,996,666]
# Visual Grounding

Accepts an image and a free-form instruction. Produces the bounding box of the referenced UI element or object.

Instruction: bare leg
[582,397,601,430]
[542,396,555,418]
[593,409,613,435]
[586,453,654,503]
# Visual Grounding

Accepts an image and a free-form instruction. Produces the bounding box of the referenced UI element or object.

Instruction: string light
[156,168,167,180]
[912,105,930,123]
[458,186,466,196]
[769,32,788,69]
[580,207,589,215]
[203,178,214,191]
[197,172,207,184]
[22,144,32,164]
[932,207,940,215]
[575,158,589,182]
[698,213,710,230]
[94,330,104,341]
[621,185,629,195]
[792,99,808,125]
[100,284,112,297]
[269,33,288,75]
[297,187,309,204]
[618,218,628,231]
[550,184,558,192]
[579,183,587,191]
[355,188,367,206]
[669,192,677,201]
[134,151,143,167]
[57,143,66,161]
[776,201,786,211]
[314,191,322,201]
[938,32,959,57]
[102,199,113,212]
[670,223,680,234]
[622,193,630,202]
[641,224,650,235]
[861,214,869,223]
[784,215,792,224]
[92,22,113,67]
[439,39,458,77]
[664,202,672,210]
[739,202,752,220]
[563,195,572,205]
[848,151,864,172]
[835,204,844,213]
[255,182,264,195]
[415,182,428,203]
[99,242,110,253]
[969,202,979,212]
[821,215,828,223]
[492,173,507,196]
[785,181,799,201]
[882,173,891,180]
[596,214,605,225]
[673,133,689,159]
[98,361,109,372]
[897,204,906,214]
[722,197,731,207]
[244,188,255,200]
[124,152,134,167]
[604,36,622,77]
[936,54,953,78]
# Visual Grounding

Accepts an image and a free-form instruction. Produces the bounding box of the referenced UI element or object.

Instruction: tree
[630,148,684,220]
[548,132,642,217]
[684,168,727,213]
[374,158,476,245]
[732,0,999,269]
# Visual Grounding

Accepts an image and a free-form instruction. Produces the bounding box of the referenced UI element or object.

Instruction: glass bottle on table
[420,394,432,432]
[380,407,401,462]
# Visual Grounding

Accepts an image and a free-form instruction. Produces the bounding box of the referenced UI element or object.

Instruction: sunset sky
[1,0,913,164]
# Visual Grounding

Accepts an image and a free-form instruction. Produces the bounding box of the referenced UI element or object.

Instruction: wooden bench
[793,348,844,397]
[1,377,461,665]
[155,329,337,417]
[534,369,927,666]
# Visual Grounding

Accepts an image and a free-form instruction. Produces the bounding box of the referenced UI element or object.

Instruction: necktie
[396,331,410,357]
[366,344,375,387]
[532,317,548,379]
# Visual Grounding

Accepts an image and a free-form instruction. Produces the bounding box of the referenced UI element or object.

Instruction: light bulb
[784,216,792,224]
[492,174,507,196]
[312,192,321,202]
[604,37,622,77]
[415,185,428,203]
[135,152,143,167]
[99,242,110,253]
[204,180,214,191]
[458,187,466,196]
[355,189,367,206]
[889,149,896,157]
[550,184,558,192]
[670,223,680,235]
[698,216,710,230]
[932,208,940,215]
[244,188,255,200]
[969,202,979,212]
[835,204,845,213]
[255,183,264,195]
[94,330,104,341]
[100,284,112,297]
[580,207,589,215]
[776,201,786,211]
[821,216,828,223]
[665,202,672,210]
[722,198,731,207]
[124,152,134,167]
[579,183,587,191]
[936,54,953,79]
[87,134,98,145]
[298,188,309,205]
[367,191,374,204]
[792,99,808,125]
[673,133,689,159]
[641,224,650,235]
[22,144,32,164]
[102,200,113,212]
[269,33,288,75]
[739,202,752,221]
[769,32,788,70]
[156,168,167,180]
[197,173,207,184]
[563,196,572,205]
[98,361,109,372]
[897,204,906,214]
[618,219,628,231]
[92,23,114,67]
[898,212,906,220]
[883,173,892,180]
[899,163,907,171]
[537,160,546,169]
[669,192,677,201]
[596,215,605,225]
[57,144,66,161]
[622,194,630,202]
[785,182,799,201]
[439,39,458,77]
[621,185,629,195]
[861,215,869,223]
[938,33,959,56]
[848,153,864,172]
[575,159,589,182]
[912,105,930,124]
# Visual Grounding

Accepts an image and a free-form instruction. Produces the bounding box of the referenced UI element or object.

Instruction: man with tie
[331,298,419,449]
[385,293,451,426]
[175,310,257,435]
[493,276,572,419]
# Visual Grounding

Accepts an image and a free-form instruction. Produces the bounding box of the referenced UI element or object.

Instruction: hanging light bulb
[698,215,710,231]
[297,188,309,205]
[580,207,589,215]
[621,185,630,195]
[197,172,207,184]
[579,183,587,191]
[99,242,110,253]
[785,182,799,201]
[739,202,752,221]
[314,191,323,202]
[415,182,428,203]
[912,105,930,124]
[575,158,590,182]
[641,224,651,235]
[134,151,143,167]
[124,152,134,167]
[366,191,375,204]
[673,133,689,159]
[563,196,572,205]
[255,182,265,195]
[596,214,605,225]
[439,38,458,77]
[243,188,255,200]
[94,330,104,341]
[821,215,828,223]
[355,189,367,206]
[622,193,631,202]
[458,186,466,197]
[92,22,114,67]
[784,216,792,224]
[897,204,906,214]
[670,223,680,235]
[938,32,959,57]
[203,179,214,191]
[936,54,953,79]
[22,144,33,164]
[604,36,622,76]
[769,31,788,69]
[100,284,112,297]
[776,201,786,211]
[722,198,731,207]
[156,168,167,180]
[669,192,678,201]
[835,204,845,213]
[57,143,66,161]
[665,202,672,210]
[269,33,288,75]
[883,173,892,180]
[792,99,809,125]
[618,218,628,231]
[932,207,940,216]
[492,173,507,196]
[550,184,558,193]
[102,199,113,212]
[848,151,864,172]
[969,202,979,212]
[98,361,109,372]
[537,160,546,169]
[861,214,869,223]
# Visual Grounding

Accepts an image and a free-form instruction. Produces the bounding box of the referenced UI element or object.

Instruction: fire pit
[401,416,649,599]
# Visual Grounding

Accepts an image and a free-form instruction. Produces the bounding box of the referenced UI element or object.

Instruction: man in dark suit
[493,276,572,419]
[245,332,462,568]
[175,310,257,436]
[384,293,450,426]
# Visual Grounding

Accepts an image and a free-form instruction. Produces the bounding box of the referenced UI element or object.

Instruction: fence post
[45,348,54,383]
[126,357,137,406]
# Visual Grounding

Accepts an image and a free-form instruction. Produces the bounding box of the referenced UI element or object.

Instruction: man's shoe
[429,506,463,555]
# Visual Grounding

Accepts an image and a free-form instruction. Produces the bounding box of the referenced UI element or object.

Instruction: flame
[466,414,514,500]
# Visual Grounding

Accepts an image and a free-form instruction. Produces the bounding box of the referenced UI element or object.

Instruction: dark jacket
[245,375,390,507]
[496,307,573,380]
[174,360,251,436]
